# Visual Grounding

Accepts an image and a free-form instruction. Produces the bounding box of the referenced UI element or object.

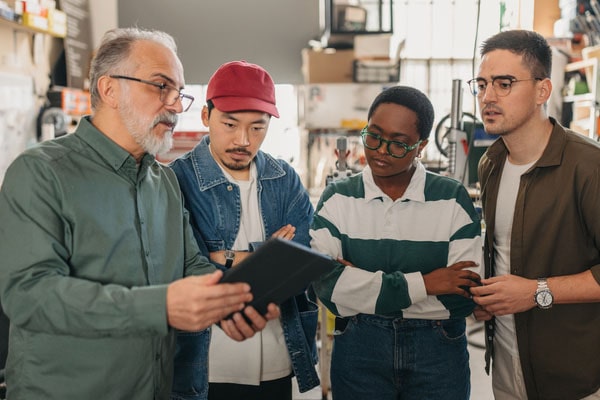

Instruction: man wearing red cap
[170,61,319,400]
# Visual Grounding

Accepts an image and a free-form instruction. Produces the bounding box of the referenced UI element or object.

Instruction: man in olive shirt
[0,28,278,400]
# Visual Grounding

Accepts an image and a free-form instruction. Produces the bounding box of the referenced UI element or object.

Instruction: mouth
[154,114,178,131]
[157,120,175,130]
[226,148,252,160]
[370,157,390,168]
[482,106,502,119]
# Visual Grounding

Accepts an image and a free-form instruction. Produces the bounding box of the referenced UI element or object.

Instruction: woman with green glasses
[310,85,482,400]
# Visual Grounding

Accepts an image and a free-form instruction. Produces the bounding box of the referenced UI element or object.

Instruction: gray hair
[89,27,178,110]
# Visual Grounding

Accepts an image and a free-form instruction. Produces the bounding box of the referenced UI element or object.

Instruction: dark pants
[0,303,8,370]
[208,375,292,400]
[331,315,470,400]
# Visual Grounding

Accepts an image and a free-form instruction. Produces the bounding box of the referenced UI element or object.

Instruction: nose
[376,142,388,156]
[165,98,183,114]
[480,83,497,103]
[233,128,250,146]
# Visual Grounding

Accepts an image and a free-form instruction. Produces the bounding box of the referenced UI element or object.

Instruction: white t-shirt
[208,161,292,385]
[493,157,535,356]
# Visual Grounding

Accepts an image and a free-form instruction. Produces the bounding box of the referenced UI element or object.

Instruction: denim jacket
[169,136,320,399]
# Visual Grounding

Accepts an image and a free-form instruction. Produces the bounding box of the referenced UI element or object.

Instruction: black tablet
[219,237,335,316]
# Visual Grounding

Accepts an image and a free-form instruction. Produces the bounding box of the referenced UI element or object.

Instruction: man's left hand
[470,274,537,316]
[220,303,280,341]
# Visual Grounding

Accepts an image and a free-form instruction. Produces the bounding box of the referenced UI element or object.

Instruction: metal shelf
[564,58,599,139]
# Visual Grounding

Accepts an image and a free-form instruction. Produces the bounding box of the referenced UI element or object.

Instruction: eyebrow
[368,124,410,140]
[149,72,183,89]
[476,74,516,80]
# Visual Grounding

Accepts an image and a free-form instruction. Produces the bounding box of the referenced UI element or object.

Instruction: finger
[473,308,493,321]
[449,261,479,270]
[264,304,281,320]
[336,258,355,267]
[243,306,268,330]
[457,276,480,287]
[469,284,495,297]
[471,293,497,307]
[273,224,295,238]
[192,270,224,286]
[220,318,244,342]
[232,312,258,338]
[209,282,252,299]
[465,270,482,281]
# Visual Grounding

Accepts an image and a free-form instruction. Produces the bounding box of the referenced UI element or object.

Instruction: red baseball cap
[206,60,279,118]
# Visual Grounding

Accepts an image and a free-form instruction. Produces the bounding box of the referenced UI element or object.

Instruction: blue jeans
[330,315,470,400]
[171,328,211,400]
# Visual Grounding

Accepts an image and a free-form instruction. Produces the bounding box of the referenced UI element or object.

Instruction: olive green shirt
[0,116,215,399]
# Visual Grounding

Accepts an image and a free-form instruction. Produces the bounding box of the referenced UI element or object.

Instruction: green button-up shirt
[0,116,215,399]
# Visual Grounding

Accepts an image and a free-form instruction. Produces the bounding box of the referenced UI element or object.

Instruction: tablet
[219,237,335,316]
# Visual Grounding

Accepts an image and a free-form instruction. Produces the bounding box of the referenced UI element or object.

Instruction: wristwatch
[224,249,235,269]
[534,278,554,309]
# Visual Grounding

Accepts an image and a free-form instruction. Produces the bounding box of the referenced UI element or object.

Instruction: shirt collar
[76,116,155,174]
[486,117,565,169]
[362,161,427,203]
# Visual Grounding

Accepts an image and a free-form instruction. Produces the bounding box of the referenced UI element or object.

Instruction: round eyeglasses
[110,75,195,112]
[360,127,422,159]
[467,76,543,98]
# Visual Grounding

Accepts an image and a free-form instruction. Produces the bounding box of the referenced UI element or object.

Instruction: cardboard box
[354,34,391,59]
[302,48,354,83]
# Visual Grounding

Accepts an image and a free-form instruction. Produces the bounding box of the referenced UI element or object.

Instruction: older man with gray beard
[0,27,279,400]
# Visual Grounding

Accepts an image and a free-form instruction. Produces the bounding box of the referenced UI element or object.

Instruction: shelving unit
[0,14,66,38]
[564,58,600,139]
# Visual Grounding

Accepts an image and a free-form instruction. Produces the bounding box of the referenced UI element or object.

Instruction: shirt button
[227,185,233,191]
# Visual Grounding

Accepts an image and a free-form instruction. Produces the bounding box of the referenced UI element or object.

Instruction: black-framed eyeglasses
[360,127,422,159]
[467,76,543,98]
[109,75,194,112]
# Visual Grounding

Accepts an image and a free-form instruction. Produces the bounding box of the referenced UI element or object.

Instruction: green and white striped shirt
[310,162,482,320]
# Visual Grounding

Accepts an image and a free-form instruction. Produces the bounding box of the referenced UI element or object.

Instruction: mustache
[226,148,252,156]
[482,105,502,114]
[153,113,178,127]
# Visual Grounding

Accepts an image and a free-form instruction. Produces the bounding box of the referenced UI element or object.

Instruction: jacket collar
[190,135,286,190]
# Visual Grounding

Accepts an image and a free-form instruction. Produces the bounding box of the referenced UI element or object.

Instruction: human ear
[201,106,209,127]
[537,78,552,105]
[97,75,119,109]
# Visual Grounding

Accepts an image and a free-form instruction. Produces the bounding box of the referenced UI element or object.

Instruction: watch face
[224,250,235,260]
[536,290,553,308]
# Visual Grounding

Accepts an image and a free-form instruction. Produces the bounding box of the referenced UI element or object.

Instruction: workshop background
[0,1,595,399]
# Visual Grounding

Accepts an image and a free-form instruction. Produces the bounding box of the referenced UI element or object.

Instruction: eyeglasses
[467,76,543,97]
[109,75,194,112]
[360,127,422,159]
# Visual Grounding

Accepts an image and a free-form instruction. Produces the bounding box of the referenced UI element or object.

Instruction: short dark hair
[367,86,435,140]
[206,99,215,116]
[480,29,551,79]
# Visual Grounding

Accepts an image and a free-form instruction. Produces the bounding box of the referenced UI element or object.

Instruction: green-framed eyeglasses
[360,127,422,159]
